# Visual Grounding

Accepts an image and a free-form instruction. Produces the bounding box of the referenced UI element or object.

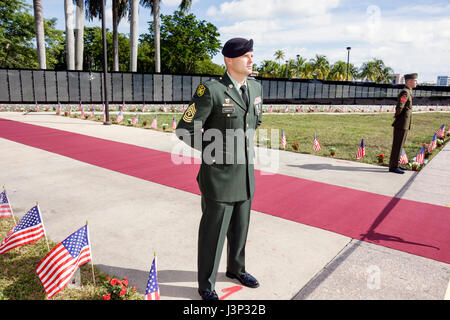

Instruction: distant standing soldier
[389,73,418,174]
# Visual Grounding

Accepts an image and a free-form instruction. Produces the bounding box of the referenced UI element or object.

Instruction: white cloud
[210,1,450,82]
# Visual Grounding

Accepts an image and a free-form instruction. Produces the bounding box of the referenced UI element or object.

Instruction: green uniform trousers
[198,195,252,291]
[389,128,408,170]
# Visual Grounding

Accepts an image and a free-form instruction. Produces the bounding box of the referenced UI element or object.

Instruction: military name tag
[222,107,235,114]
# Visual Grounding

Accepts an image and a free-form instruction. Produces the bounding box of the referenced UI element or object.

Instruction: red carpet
[1,118,449,264]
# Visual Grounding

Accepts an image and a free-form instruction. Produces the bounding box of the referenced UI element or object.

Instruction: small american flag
[428,133,437,153]
[281,129,286,149]
[36,225,92,299]
[447,125,450,134]
[0,190,13,218]
[436,125,445,138]
[142,104,147,112]
[131,113,139,125]
[102,112,106,122]
[399,148,408,165]
[102,103,105,112]
[284,106,289,113]
[313,133,321,152]
[116,110,123,123]
[150,115,157,128]
[327,106,332,112]
[0,205,45,255]
[379,105,383,112]
[145,255,160,300]
[90,108,95,118]
[56,103,61,115]
[416,144,425,165]
[78,102,82,111]
[35,102,39,112]
[80,107,85,118]
[356,138,365,160]
[314,106,318,112]
[269,106,273,113]
[172,117,177,130]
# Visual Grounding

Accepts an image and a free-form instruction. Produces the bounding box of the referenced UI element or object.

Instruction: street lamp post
[346,47,351,81]
[285,60,289,78]
[296,54,300,78]
[102,0,111,125]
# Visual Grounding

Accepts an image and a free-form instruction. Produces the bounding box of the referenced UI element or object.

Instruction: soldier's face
[228,52,254,76]
[406,79,418,88]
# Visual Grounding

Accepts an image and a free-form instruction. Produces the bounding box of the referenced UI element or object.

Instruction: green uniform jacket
[392,86,413,130]
[176,72,263,202]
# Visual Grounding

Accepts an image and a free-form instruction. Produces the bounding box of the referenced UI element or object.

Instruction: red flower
[119,286,127,296]
[132,286,137,292]
[111,279,121,286]
[123,278,129,286]
[102,293,111,300]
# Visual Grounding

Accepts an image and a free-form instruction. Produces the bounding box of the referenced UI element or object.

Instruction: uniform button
[212,159,216,163]
[246,123,249,128]
[227,114,230,117]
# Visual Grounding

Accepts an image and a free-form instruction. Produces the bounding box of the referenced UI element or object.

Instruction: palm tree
[64,0,75,70]
[359,60,378,82]
[328,61,347,81]
[257,60,280,78]
[112,0,128,71]
[310,54,330,80]
[129,0,139,72]
[273,49,285,65]
[33,0,46,69]
[85,0,127,71]
[140,0,192,73]
[301,62,314,79]
[75,0,84,70]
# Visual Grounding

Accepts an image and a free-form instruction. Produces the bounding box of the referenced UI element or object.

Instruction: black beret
[404,73,418,80]
[222,38,253,58]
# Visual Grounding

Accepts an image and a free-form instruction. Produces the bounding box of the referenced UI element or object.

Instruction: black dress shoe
[226,271,260,288]
[389,167,405,174]
[398,166,408,170]
[198,289,219,301]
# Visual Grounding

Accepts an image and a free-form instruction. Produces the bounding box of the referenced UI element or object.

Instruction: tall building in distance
[437,76,450,86]
[392,74,404,85]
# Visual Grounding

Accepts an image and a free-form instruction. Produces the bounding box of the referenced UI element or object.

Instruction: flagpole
[3,186,17,225]
[36,202,50,252]
[86,221,96,286]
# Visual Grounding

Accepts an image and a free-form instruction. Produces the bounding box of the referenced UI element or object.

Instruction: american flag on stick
[150,115,157,128]
[281,129,287,149]
[56,103,61,115]
[436,124,445,138]
[116,110,124,123]
[399,148,409,165]
[172,116,177,130]
[80,106,85,118]
[313,133,321,152]
[35,224,92,299]
[0,189,13,219]
[131,113,139,125]
[415,144,425,165]
[356,139,365,160]
[145,253,160,300]
[428,133,437,153]
[0,205,47,255]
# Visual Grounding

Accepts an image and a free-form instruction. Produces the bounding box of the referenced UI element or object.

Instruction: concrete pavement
[0,111,449,300]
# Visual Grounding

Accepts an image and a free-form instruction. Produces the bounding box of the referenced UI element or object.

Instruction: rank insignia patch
[196,85,206,97]
[183,103,196,123]
[400,93,407,103]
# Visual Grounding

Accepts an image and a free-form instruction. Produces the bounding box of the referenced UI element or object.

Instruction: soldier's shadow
[96,264,229,300]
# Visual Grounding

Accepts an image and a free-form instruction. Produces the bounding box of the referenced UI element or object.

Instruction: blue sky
[25,0,450,83]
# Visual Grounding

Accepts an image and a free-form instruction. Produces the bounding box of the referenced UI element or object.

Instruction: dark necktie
[240,84,249,107]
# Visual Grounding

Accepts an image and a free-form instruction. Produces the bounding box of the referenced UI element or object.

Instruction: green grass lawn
[71,111,450,168]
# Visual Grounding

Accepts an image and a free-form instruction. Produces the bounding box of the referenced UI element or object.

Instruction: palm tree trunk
[33,0,46,69]
[112,0,119,71]
[154,0,161,73]
[75,0,85,70]
[64,0,75,70]
[129,0,139,72]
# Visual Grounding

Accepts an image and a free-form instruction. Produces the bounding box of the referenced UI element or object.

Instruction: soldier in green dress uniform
[176,38,263,300]
[389,73,418,174]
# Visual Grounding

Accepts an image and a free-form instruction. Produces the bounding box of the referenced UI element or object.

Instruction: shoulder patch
[400,92,408,103]
[182,103,196,123]
[196,84,206,97]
